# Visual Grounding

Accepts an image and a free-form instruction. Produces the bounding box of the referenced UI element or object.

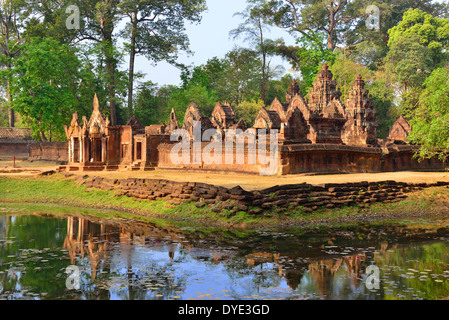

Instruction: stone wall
[0,127,35,157]
[0,140,35,157]
[157,142,271,174]
[381,145,444,172]
[279,144,382,174]
[78,176,449,214]
[29,142,68,162]
[157,142,446,175]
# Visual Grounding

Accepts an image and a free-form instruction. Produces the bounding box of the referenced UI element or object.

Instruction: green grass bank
[1,174,449,231]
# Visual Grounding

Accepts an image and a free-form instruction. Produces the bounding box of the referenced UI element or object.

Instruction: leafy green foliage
[296,32,336,95]
[408,68,449,161]
[266,73,295,104]
[329,52,371,103]
[11,38,91,141]
[367,72,399,139]
[133,81,175,126]
[384,9,449,118]
[234,99,265,127]
[388,8,449,67]
[0,101,8,127]
[167,85,218,126]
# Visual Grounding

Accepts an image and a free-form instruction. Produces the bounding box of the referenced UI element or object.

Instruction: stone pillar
[79,138,83,163]
[101,138,107,163]
[70,137,74,163]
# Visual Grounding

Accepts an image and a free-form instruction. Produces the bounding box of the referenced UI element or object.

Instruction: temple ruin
[62,64,445,174]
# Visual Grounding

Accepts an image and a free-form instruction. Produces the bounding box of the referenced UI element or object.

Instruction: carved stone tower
[342,74,378,146]
[307,63,342,115]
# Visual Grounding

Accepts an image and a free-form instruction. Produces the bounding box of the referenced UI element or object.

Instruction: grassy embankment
[1,174,449,231]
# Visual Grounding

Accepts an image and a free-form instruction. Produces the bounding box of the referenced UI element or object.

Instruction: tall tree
[132,81,171,125]
[255,0,362,50]
[222,47,265,106]
[230,3,273,104]
[387,8,449,68]
[0,0,23,127]
[64,0,121,126]
[295,31,336,94]
[119,0,206,119]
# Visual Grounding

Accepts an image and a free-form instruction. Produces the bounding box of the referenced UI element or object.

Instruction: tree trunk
[127,11,138,120]
[5,36,14,127]
[106,61,117,125]
[259,16,267,105]
[8,109,14,127]
[7,66,14,127]
[8,74,14,127]
[261,52,267,105]
[328,7,336,50]
[103,36,117,126]
[40,131,48,142]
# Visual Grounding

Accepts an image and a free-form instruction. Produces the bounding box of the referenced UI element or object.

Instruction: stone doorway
[136,142,142,161]
[91,139,102,163]
[73,138,80,163]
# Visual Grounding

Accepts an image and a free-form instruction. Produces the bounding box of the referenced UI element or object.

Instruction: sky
[132,0,447,88]
[132,0,298,88]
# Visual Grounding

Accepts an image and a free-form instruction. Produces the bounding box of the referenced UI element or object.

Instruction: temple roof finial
[93,93,100,112]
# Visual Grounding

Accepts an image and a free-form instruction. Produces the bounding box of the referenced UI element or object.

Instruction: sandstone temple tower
[306,63,346,144]
[342,74,378,146]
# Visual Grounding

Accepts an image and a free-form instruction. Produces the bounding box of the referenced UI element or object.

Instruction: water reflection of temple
[63,217,204,281]
[243,250,372,296]
[64,217,113,282]
[62,215,443,299]
[239,240,406,298]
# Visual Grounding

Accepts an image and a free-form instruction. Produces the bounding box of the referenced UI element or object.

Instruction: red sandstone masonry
[76,175,449,214]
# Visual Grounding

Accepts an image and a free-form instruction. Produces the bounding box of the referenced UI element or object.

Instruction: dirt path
[82,170,449,190]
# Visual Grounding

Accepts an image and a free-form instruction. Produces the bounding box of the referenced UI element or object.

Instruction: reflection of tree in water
[0,215,69,299]
[219,252,283,299]
[374,241,449,300]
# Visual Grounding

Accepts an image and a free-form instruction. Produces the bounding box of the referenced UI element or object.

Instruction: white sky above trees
[134,0,298,87]
[134,0,447,88]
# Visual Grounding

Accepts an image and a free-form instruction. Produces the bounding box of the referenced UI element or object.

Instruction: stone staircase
[128,161,155,172]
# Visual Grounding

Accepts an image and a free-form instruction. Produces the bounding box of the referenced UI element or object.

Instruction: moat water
[1,212,449,300]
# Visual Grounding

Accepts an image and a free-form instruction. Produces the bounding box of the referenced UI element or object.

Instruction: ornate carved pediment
[65,112,82,139]
[166,108,179,134]
[87,94,108,135]
[126,115,145,133]
[269,97,289,122]
[253,108,282,130]
[230,119,247,132]
[323,99,346,119]
[388,116,412,141]
[182,102,214,134]
[288,94,311,121]
[285,107,310,138]
[211,102,236,130]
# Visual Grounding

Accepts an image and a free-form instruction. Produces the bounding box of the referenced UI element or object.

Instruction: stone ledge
[76,175,449,215]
